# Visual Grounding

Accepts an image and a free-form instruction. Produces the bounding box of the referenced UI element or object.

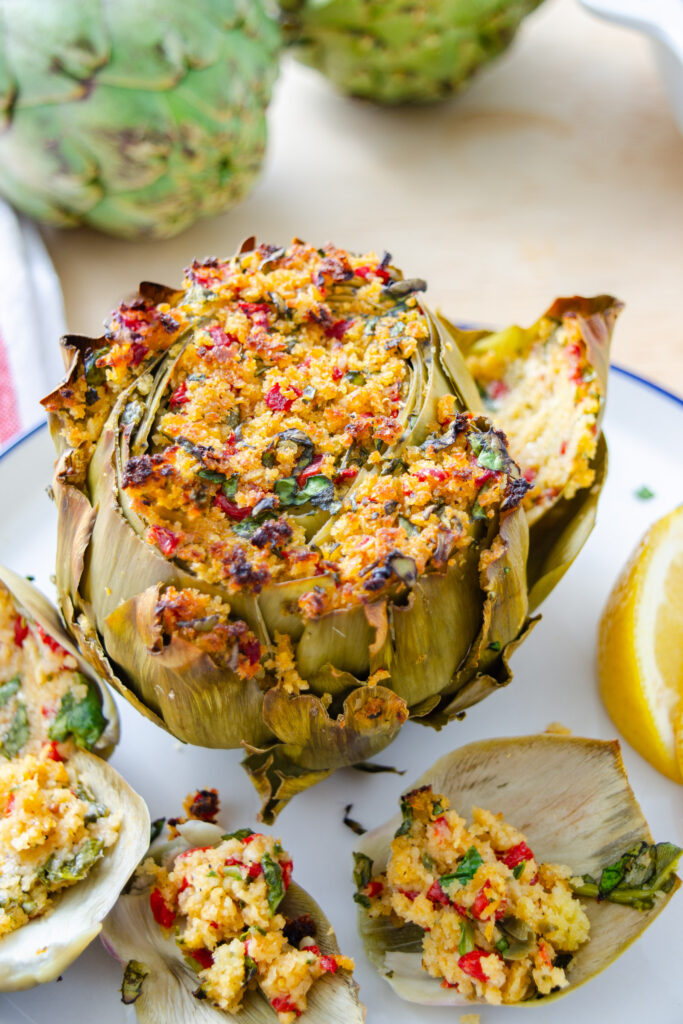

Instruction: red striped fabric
[0,328,21,444]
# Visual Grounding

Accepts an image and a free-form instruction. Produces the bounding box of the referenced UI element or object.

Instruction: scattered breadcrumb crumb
[545,722,572,735]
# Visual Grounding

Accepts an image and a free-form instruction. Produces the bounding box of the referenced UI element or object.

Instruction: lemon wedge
[598,506,683,783]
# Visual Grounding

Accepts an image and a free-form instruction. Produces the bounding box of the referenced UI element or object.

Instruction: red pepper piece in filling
[149,525,180,557]
[150,888,176,928]
[240,638,261,666]
[426,880,450,907]
[169,381,189,409]
[366,880,383,899]
[36,623,66,655]
[271,997,301,1016]
[471,883,506,922]
[187,948,214,970]
[458,949,499,984]
[397,889,419,902]
[13,616,28,647]
[281,859,293,889]
[320,955,339,974]
[214,493,253,520]
[475,468,497,488]
[248,862,263,879]
[265,382,301,413]
[334,466,358,485]
[497,842,535,870]
[296,455,323,486]
[129,342,148,366]
[44,740,64,762]
[324,318,353,340]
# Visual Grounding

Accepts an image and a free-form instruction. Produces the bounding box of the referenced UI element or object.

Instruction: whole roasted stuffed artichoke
[281,0,545,104]
[43,239,619,819]
[0,1,280,239]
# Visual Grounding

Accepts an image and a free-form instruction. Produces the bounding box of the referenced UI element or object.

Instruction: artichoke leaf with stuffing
[0,566,150,989]
[354,735,680,1006]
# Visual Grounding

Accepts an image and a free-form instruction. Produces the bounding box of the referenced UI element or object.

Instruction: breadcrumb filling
[355,785,590,1004]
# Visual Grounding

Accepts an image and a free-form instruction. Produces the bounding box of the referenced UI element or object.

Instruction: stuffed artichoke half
[353,736,680,1006]
[43,239,619,819]
[0,566,149,990]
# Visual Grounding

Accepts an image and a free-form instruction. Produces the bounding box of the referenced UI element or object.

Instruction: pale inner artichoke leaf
[354,735,679,1005]
[366,736,678,1001]
[0,749,149,992]
[527,433,608,614]
[104,585,273,749]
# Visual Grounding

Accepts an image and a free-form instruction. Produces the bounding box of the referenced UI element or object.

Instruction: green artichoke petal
[1,0,109,107]
[527,433,608,614]
[287,0,545,105]
[245,684,409,819]
[261,683,409,770]
[104,585,272,748]
[387,554,482,707]
[295,601,389,680]
[417,503,531,725]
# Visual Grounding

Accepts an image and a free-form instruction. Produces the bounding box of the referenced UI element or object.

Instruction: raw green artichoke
[42,239,619,820]
[0,0,281,239]
[281,0,545,105]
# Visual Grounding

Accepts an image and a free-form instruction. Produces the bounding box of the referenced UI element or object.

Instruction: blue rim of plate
[0,364,680,466]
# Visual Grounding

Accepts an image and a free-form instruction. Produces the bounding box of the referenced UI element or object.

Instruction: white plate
[0,367,682,1024]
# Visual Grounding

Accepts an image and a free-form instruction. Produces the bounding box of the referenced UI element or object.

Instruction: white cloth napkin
[0,201,66,453]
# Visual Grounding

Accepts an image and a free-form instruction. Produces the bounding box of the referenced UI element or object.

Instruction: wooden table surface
[42,0,683,396]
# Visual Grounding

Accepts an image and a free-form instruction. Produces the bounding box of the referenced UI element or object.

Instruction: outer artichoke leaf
[257,575,335,643]
[418,503,530,727]
[102,833,363,1023]
[0,563,119,757]
[261,684,409,772]
[89,417,264,629]
[527,432,608,613]
[104,585,272,749]
[241,744,332,825]
[428,615,539,726]
[0,748,149,992]
[387,554,482,708]
[354,735,680,1006]
[295,601,389,681]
